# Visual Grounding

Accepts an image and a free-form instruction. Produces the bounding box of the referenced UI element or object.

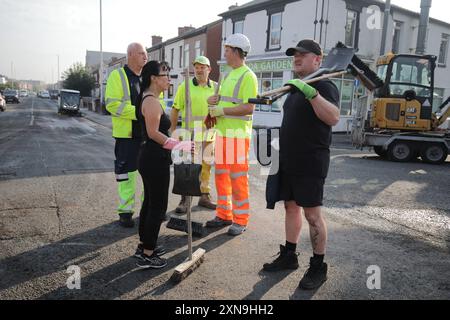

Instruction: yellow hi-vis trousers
[214,136,250,226]
[197,141,215,194]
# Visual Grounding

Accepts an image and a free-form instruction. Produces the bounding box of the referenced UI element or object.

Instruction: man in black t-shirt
[263,40,340,290]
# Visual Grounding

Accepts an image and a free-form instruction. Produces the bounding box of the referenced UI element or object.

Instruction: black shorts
[279,170,325,208]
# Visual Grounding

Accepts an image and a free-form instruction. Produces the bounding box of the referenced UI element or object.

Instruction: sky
[0,0,449,84]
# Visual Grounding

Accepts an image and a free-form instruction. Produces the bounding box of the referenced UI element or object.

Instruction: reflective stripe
[231,172,248,180]
[121,205,133,212]
[219,70,250,105]
[215,169,230,175]
[105,98,121,105]
[217,204,232,211]
[218,196,230,201]
[223,115,253,121]
[233,70,249,99]
[116,101,128,116]
[233,199,249,207]
[114,69,131,116]
[234,209,250,215]
[220,96,243,104]
[191,115,206,121]
[118,69,130,101]
[116,173,129,181]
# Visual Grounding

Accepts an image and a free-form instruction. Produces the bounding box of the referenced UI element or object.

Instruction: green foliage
[62,63,96,96]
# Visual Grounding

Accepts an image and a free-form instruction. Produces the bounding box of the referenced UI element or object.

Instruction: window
[392,21,403,53]
[267,12,282,50]
[389,56,432,98]
[255,72,284,113]
[438,34,449,66]
[345,10,358,48]
[170,48,174,69]
[330,75,368,116]
[433,88,445,113]
[179,46,183,68]
[233,20,244,34]
[195,40,201,58]
[332,76,354,116]
[184,44,190,68]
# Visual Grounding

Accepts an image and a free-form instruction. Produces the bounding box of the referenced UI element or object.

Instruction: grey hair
[127,42,144,57]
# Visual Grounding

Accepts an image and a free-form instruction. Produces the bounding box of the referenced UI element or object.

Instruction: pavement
[0,97,449,300]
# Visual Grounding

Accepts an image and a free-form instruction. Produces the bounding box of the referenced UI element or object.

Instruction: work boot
[175,196,188,214]
[205,216,232,228]
[298,258,328,290]
[227,223,247,236]
[198,193,216,210]
[263,245,299,272]
[119,212,134,228]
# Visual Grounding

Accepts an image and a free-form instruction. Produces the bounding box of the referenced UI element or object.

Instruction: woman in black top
[135,61,193,269]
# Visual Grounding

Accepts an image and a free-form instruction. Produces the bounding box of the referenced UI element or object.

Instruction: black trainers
[298,258,328,290]
[136,253,168,269]
[134,244,166,259]
[263,245,299,272]
[119,212,134,228]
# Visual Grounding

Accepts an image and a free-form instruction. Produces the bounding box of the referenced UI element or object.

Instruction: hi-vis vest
[105,68,136,138]
[173,78,217,142]
[216,65,258,139]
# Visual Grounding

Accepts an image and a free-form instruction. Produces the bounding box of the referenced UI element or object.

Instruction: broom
[169,67,206,283]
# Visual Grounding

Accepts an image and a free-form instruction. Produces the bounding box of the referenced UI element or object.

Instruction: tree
[62,63,96,97]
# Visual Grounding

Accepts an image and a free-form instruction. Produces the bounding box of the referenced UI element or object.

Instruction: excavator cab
[371,54,437,131]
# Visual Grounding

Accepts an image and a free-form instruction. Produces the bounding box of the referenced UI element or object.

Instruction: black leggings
[138,162,170,251]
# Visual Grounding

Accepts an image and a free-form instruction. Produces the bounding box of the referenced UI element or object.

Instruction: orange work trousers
[214,136,250,226]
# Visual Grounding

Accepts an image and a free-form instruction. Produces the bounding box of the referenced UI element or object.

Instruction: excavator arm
[435,96,450,128]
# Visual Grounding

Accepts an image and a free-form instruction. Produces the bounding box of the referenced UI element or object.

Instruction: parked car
[39,90,50,99]
[0,94,5,111]
[49,89,59,100]
[3,89,20,104]
[19,90,28,97]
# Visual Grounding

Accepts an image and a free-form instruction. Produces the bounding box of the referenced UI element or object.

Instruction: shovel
[249,44,383,105]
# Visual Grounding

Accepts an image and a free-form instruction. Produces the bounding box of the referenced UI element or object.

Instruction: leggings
[138,163,170,251]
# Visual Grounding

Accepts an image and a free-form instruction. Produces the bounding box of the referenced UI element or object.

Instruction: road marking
[29,98,35,126]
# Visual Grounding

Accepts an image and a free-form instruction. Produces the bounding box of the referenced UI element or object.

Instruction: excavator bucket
[335,42,384,91]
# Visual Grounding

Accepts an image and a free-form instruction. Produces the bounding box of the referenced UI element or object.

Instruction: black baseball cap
[286,39,323,57]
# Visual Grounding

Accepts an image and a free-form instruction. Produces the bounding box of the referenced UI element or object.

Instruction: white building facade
[219,0,450,132]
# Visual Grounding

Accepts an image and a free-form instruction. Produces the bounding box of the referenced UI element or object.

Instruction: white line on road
[29,98,35,126]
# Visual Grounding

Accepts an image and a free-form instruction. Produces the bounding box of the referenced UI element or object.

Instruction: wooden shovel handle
[259,70,348,97]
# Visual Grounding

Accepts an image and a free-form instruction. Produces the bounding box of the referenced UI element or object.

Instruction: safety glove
[209,106,225,118]
[163,138,194,152]
[285,79,318,101]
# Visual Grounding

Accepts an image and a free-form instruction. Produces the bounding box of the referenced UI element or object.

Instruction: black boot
[175,196,188,214]
[119,212,134,228]
[263,245,299,272]
[298,258,328,290]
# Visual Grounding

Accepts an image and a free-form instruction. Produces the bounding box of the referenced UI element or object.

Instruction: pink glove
[163,138,194,152]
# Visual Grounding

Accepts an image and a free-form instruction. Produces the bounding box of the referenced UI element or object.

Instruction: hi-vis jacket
[105,68,137,138]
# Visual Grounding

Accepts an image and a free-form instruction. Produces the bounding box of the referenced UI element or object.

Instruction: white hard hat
[224,33,251,54]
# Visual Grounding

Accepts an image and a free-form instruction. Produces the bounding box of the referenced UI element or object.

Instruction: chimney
[152,35,163,46]
[229,3,239,10]
[416,0,432,55]
[178,26,196,36]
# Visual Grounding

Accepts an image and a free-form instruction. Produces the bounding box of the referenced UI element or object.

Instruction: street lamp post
[380,0,391,55]
[57,55,60,89]
[99,0,104,110]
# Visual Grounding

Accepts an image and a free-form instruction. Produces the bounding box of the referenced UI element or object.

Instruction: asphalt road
[0,97,449,300]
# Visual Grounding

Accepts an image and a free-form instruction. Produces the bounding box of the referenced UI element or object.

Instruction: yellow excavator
[352,52,450,164]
